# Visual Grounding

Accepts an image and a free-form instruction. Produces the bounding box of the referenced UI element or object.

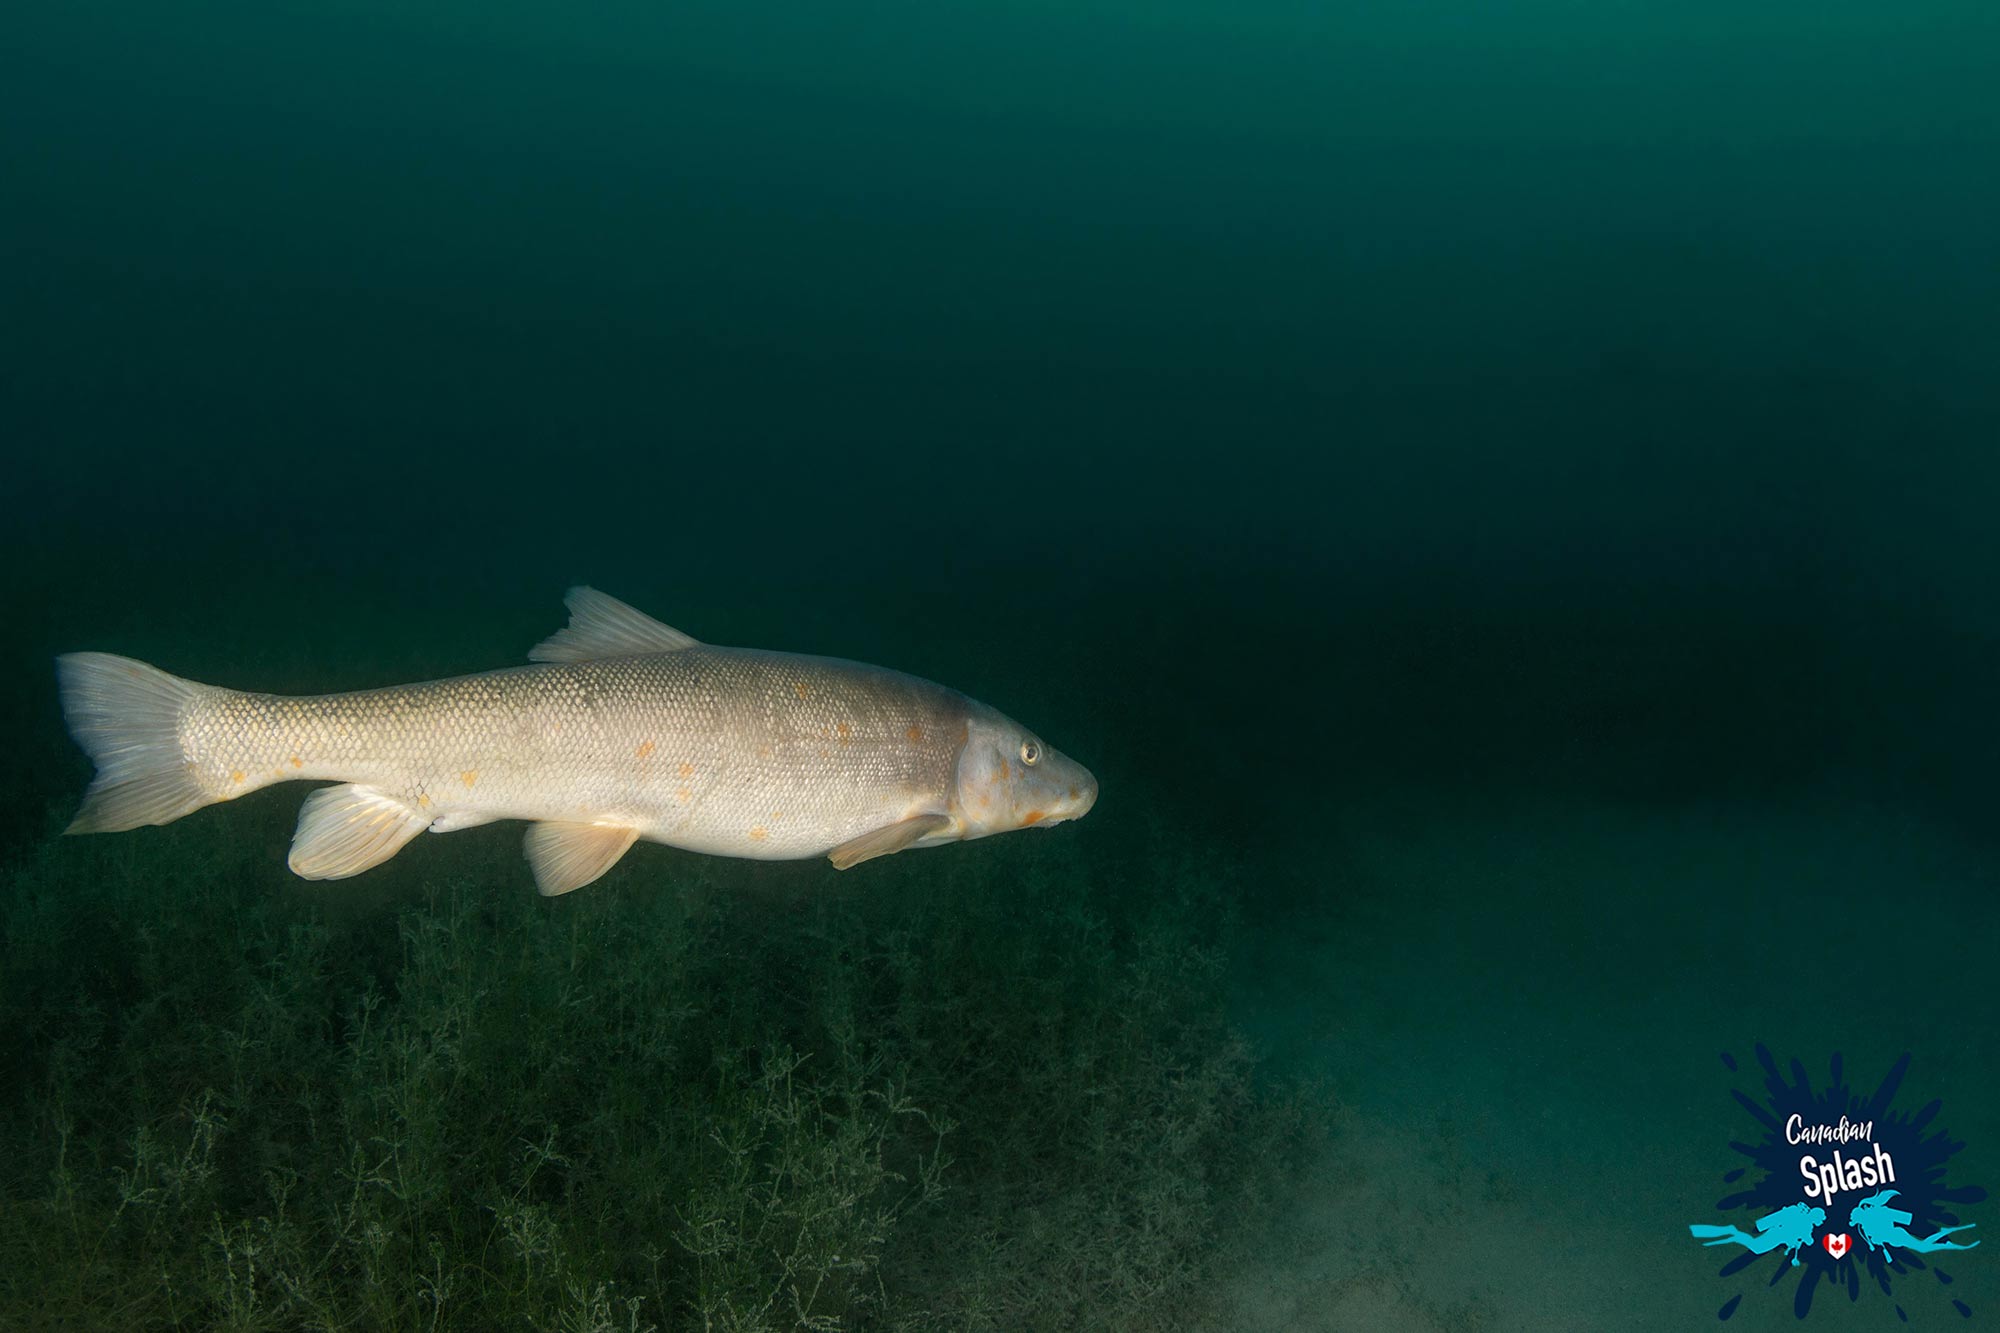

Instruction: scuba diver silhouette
[1690,1202,1826,1266]
[1851,1190,1979,1254]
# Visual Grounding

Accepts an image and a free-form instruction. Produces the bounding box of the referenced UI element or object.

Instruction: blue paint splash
[1693,1046,1984,1320]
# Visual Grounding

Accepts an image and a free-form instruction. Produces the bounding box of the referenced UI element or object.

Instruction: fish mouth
[1056,771,1098,823]
[1074,775,1098,818]
[1019,778,1097,830]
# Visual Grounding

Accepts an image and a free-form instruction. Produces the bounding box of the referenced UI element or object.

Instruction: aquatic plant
[0,802,1315,1330]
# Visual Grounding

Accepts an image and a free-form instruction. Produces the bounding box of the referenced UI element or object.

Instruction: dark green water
[5,2,1997,1327]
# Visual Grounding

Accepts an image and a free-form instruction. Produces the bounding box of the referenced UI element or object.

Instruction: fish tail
[57,652,217,833]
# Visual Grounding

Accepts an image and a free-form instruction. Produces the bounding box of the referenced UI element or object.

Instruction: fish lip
[1067,773,1099,820]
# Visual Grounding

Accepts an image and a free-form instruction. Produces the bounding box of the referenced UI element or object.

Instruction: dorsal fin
[528,587,699,663]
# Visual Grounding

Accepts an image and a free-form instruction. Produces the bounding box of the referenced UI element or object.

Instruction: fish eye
[1019,739,1041,766]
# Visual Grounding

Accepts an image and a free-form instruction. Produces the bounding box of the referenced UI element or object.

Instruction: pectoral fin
[289,784,429,880]
[827,814,953,871]
[525,821,641,896]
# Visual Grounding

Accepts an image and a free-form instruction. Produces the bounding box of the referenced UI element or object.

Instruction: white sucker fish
[57,588,1098,894]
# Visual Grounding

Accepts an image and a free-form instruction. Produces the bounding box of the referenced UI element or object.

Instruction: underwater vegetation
[0,796,1316,1331]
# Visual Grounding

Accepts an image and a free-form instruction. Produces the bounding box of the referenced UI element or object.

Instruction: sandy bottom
[1220,796,1998,1330]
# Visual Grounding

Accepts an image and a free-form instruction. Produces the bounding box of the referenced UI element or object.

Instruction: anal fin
[525,821,641,896]
[289,784,429,880]
[827,814,952,870]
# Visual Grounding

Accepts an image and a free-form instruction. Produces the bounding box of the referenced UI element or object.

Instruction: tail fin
[57,652,213,833]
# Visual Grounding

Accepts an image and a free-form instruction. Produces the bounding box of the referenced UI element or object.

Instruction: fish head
[952,701,1098,839]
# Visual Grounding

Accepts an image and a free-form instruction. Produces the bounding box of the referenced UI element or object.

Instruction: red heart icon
[1823,1233,1851,1259]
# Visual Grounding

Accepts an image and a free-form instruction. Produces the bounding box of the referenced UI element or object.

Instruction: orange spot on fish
[906,724,924,742]
[757,744,773,759]
[748,826,768,841]
[1020,809,1045,826]
[418,795,432,808]
[1068,786,1079,800]
[793,681,810,700]
[636,740,655,759]
[460,770,478,788]
[996,759,1010,781]
[289,754,303,768]
[676,786,691,803]
[837,722,852,745]
[230,770,246,785]
[678,762,694,778]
